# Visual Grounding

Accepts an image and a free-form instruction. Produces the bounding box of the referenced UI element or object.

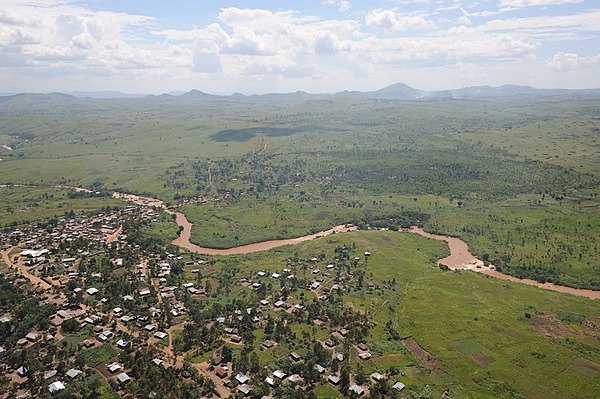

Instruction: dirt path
[1,144,13,151]
[106,226,122,243]
[1,247,55,290]
[207,162,214,187]
[257,136,269,155]
[406,227,600,300]
[192,362,231,398]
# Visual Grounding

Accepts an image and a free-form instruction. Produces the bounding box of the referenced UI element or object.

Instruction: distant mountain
[1,84,599,114]
[336,83,426,100]
[336,83,600,100]
[69,91,146,99]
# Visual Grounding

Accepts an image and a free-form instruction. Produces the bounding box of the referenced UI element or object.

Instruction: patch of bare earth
[533,312,588,339]
[570,358,600,377]
[469,352,495,366]
[403,337,440,370]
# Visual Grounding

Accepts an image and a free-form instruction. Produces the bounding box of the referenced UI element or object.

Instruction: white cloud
[192,47,221,73]
[365,9,436,32]
[479,9,600,39]
[393,0,429,3]
[323,0,351,12]
[547,51,600,70]
[499,0,583,8]
[457,15,471,25]
[1,2,599,92]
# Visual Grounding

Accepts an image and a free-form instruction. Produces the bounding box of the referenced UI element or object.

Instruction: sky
[0,0,599,94]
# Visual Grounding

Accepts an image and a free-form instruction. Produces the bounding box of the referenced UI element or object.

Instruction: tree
[340,364,350,395]
[250,351,260,374]
[61,318,80,334]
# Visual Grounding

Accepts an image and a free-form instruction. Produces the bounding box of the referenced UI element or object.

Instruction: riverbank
[406,227,600,300]
[110,190,599,299]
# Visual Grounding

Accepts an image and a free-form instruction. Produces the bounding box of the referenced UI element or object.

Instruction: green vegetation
[0,92,599,398]
[175,230,600,398]
[0,186,123,228]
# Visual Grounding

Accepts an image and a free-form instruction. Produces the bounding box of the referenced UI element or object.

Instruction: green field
[1,94,598,287]
[1,92,599,398]
[182,230,600,398]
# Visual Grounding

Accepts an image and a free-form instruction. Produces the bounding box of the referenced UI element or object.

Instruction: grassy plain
[186,230,600,398]
[0,95,598,286]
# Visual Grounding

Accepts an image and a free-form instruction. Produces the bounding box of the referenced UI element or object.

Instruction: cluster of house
[0,200,409,398]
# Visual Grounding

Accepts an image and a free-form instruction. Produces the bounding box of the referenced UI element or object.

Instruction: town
[0,197,409,398]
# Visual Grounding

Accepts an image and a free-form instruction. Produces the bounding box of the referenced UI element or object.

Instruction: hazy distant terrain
[1,84,599,399]
[1,85,598,288]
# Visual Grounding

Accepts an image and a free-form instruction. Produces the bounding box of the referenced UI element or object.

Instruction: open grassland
[427,194,600,289]
[185,230,600,398]
[0,186,124,227]
[1,94,599,289]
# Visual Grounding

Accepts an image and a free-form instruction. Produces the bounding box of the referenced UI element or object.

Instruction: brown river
[111,191,599,299]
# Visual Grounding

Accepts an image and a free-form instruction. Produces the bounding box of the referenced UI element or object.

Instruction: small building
[238,384,251,396]
[116,339,128,349]
[289,352,302,362]
[371,372,384,382]
[358,352,372,360]
[231,335,242,343]
[25,332,39,342]
[66,368,82,379]
[48,381,65,393]
[82,339,95,348]
[235,373,250,385]
[273,370,286,380]
[86,288,99,295]
[215,366,228,379]
[262,339,276,349]
[392,381,406,392]
[154,331,168,339]
[116,372,131,383]
[328,375,340,386]
[314,364,326,374]
[44,370,58,380]
[107,363,121,374]
[349,384,365,396]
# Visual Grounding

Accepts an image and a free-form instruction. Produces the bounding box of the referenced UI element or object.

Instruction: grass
[221,229,600,398]
[0,186,123,227]
[80,344,118,367]
[1,95,598,288]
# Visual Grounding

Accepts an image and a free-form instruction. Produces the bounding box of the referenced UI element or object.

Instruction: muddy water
[109,191,598,299]
[170,210,356,255]
[407,227,600,300]
[110,191,356,254]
